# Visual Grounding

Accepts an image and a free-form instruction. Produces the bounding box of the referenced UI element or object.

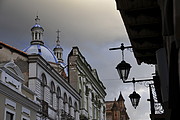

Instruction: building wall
[105,93,129,120]
[28,54,81,120]
[0,60,39,120]
[0,42,81,120]
[68,47,106,120]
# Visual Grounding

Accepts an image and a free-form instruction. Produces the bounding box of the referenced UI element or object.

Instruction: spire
[31,15,44,45]
[117,91,125,101]
[53,29,63,63]
[111,98,118,111]
[56,29,61,46]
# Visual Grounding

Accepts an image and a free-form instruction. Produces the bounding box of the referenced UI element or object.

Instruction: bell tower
[31,16,44,45]
[53,29,63,63]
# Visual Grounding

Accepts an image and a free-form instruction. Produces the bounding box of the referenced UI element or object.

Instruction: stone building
[68,47,107,120]
[0,16,81,120]
[105,92,129,120]
[0,42,40,120]
[23,16,81,120]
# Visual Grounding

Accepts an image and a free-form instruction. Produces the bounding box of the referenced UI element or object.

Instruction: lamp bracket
[123,78,153,83]
[109,43,132,51]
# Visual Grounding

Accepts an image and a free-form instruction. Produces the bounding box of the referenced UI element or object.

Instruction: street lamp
[128,78,141,109]
[129,91,141,109]
[116,60,131,81]
[109,43,153,109]
[123,77,153,108]
[109,43,132,81]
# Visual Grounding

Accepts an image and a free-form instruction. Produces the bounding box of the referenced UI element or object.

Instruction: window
[41,73,47,100]
[57,87,61,110]
[6,111,14,120]
[50,81,55,105]
[74,102,78,119]
[21,115,30,120]
[69,97,72,114]
[4,109,15,120]
[57,87,61,98]
[63,93,67,111]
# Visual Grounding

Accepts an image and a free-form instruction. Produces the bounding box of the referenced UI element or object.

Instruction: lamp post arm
[123,78,153,83]
[109,43,132,51]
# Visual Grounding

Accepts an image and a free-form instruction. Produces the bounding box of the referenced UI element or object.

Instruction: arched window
[41,73,47,100]
[69,97,72,114]
[91,93,94,102]
[57,86,61,110]
[74,102,78,119]
[63,93,67,111]
[42,73,47,85]
[57,87,61,98]
[50,81,55,105]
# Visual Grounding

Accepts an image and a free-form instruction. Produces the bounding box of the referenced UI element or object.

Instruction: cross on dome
[56,29,61,46]
[35,16,40,25]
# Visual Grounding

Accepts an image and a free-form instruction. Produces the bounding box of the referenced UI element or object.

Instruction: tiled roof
[0,41,27,56]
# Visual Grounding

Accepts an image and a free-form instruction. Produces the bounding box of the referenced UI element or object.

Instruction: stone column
[53,93,57,109]
[44,86,50,103]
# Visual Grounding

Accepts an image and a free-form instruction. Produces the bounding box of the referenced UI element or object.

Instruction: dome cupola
[53,29,63,63]
[31,16,44,45]
[24,16,58,63]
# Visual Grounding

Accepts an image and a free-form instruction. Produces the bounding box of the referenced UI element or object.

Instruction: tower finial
[56,29,61,46]
[35,15,40,25]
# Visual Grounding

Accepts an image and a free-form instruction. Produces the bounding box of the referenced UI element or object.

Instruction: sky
[0,0,155,120]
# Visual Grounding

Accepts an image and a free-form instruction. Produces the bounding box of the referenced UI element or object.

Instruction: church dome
[24,44,58,63]
[31,24,44,31]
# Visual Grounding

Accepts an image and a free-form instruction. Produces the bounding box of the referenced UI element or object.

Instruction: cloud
[0,0,154,120]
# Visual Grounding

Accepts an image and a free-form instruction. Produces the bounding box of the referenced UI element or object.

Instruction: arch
[41,73,47,85]
[50,81,55,92]
[63,92,68,112]
[4,61,24,79]
[63,92,67,103]
[40,73,47,100]
[50,81,55,106]
[74,102,78,119]
[57,86,61,98]
[69,97,72,106]
[74,102,78,111]
[69,97,72,114]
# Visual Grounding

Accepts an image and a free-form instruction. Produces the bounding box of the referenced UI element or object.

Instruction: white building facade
[0,16,81,120]
[0,42,40,120]
[24,16,81,120]
[68,47,107,120]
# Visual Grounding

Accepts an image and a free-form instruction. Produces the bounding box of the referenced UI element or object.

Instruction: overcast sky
[0,0,155,120]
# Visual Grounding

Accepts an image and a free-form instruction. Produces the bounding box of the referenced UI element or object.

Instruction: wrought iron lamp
[109,43,132,81]
[110,43,153,109]
[129,78,141,109]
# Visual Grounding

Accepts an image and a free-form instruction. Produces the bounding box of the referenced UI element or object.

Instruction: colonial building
[114,0,180,120]
[0,16,81,120]
[24,16,81,120]
[0,42,40,120]
[68,47,107,120]
[105,92,129,120]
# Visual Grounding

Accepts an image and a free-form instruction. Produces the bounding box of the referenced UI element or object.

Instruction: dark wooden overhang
[115,0,163,65]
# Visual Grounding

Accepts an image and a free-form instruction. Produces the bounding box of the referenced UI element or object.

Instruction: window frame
[4,108,16,120]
